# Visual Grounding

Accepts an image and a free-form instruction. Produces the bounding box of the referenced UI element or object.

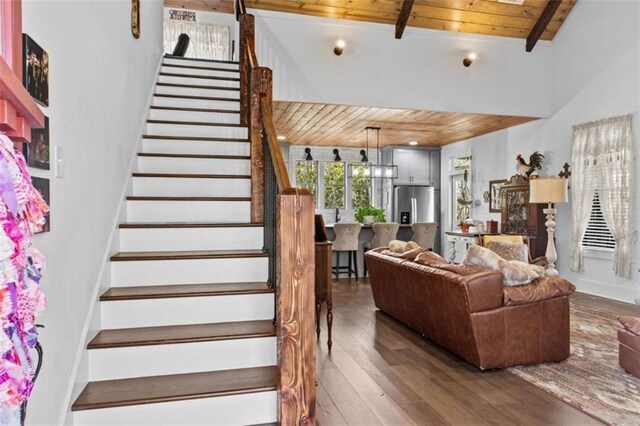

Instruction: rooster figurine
[516,151,544,179]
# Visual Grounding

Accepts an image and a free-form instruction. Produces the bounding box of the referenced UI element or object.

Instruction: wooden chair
[331,223,362,281]
[481,235,547,266]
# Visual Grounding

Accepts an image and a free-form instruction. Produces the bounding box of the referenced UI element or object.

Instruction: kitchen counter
[325,223,412,228]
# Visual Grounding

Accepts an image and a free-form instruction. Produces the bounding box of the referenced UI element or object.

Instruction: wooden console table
[315,241,333,350]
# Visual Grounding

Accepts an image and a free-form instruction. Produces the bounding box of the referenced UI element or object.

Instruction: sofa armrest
[461,270,504,313]
[503,277,576,307]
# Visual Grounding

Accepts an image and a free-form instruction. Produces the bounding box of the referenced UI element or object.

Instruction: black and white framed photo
[23,117,50,170]
[22,34,49,107]
[31,177,50,234]
[489,179,507,213]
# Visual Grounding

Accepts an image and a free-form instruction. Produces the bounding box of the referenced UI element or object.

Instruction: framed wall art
[23,116,50,170]
[489,179,507,213]
[22,34,49,107]
[31,177,50,233]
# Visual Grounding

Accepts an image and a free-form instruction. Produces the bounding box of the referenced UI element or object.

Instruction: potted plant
[355,205,386,225]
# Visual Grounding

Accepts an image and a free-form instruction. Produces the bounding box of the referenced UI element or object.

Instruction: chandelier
[347,126,398,179]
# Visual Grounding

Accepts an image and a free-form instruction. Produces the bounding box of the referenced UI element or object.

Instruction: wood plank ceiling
[245,0,576,41]
[273,101,538,147]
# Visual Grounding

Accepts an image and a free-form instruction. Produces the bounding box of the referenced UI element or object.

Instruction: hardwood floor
[315,279,608,425]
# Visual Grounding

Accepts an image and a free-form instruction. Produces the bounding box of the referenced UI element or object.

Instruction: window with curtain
[351,163,371,209]
[571,114,634,277]
[324,161,345,209]
[164,20,230,60]
[582,191,616,251]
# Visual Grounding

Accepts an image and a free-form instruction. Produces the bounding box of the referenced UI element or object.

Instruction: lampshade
[529,177,569,204]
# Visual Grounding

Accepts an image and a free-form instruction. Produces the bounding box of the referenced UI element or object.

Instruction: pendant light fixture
[347,126,398,179]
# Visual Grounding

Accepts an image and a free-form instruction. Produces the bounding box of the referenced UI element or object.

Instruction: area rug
[508,302,640,425]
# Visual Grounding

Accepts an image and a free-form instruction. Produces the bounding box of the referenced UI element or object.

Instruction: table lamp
[529,176,569,277]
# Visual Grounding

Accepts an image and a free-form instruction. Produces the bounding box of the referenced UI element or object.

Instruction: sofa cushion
[400,247,428,261]
[619,316,640,337]
[618,328,640,352]
[463,244,545,286]
[485,241,529,263]
[503,277,576,306]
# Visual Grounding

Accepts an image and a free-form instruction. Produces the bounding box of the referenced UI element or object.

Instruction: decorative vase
[363,215,375,225]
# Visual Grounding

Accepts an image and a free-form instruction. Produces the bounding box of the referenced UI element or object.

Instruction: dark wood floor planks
[316,279,606,425]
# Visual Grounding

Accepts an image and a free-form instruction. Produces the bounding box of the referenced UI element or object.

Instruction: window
[350,163,371,209]
[582,191,616,251]
[164,20,230,60]
[323,161,345,209]
[295,160,318,200]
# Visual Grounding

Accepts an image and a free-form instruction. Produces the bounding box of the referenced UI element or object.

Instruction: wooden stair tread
[126,196,250,201]
[160,72,240,82]
[153,93,240,102]
[156,82,239,91]
[164,55,239,65]
[146,119,246,128]
[100,282,272,301]
[132,173,251,179]
[119,222,262,229]
[88,320,275,349]
[149,106,240,114]
[142,134,248,142]
[138,152,249,159]
[71,365,277,411]
[110,249,266,262]
[162,63,239,73]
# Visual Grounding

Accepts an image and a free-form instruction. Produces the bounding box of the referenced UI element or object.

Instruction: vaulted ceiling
[273,101,538,147]
[165,0,577,42]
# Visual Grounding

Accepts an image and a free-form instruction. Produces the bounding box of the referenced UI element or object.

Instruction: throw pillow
[388,240,421,253]
[463,244,545,286]
[619,316,640,336]
[400,247,427,261]
[485,241,529,263]
[414,251,447,265]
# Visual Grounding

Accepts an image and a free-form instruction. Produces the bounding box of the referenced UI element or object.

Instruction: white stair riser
[149,108,240,123]
[126,200,250,223]
[145,122,247,139]
[142,139,249,156]
[153,95,239,110]
[89,337,276,381]
[73,391,277,426]
[132,176,250,197]
[161,65,240,78]
[158,75,239,88]
[156,85,239,99]
[137,156,250,174]
[119,227,263,251]
[101,293,274,328]
[163,58,239,70]
[111,257,268,286]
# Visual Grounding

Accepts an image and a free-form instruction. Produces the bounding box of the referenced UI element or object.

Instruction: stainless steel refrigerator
[393,186,440,253]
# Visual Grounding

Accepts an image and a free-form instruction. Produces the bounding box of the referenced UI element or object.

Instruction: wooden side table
[315,241,333,350]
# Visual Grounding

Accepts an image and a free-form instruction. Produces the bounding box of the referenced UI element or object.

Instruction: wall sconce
[359,149,368,162]
[333,149,342,161]
[304,147,313,161]
[334,40,345,56]
[463,52,477,67]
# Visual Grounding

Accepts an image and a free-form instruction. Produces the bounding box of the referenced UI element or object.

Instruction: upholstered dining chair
[331,223,362,281]
[363,223,400,276]
[411,222,438,250]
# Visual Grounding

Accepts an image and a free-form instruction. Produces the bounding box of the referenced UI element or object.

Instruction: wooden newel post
[249,67,270,223]
[238,14,254,126]
[277,188,317,425]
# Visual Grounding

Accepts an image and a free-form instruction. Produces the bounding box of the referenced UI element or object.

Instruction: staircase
[71,56,279,425]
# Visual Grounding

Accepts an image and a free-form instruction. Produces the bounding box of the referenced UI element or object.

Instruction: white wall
[441,0,640,303]
[162,7,239,60]
[21,0,164,423]
[251,9,552,117]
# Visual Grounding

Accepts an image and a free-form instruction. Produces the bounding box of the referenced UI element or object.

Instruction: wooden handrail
[261,95,291,192]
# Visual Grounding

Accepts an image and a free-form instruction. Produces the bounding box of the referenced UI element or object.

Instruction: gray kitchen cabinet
[387,148,438,186]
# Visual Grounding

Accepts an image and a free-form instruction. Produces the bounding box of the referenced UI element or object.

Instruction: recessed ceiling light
[408,141,418,146]
[277,135,286,141]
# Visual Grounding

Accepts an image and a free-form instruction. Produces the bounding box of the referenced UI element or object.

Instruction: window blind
[582,191,616,251]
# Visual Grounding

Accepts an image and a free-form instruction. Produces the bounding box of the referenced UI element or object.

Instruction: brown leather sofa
[364,248,576,370]
[618,316,640,378]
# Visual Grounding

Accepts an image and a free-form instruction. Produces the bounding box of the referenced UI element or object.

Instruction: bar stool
[331,223,362,281]
[411,222,437,250]
[363,222,400,276]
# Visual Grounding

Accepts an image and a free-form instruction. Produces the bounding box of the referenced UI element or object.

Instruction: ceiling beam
[526,0,562,52]
[395,0,414,39]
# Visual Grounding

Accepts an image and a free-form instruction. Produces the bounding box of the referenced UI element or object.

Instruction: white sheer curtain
[571,114,635,277]
[164,20,230,61]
